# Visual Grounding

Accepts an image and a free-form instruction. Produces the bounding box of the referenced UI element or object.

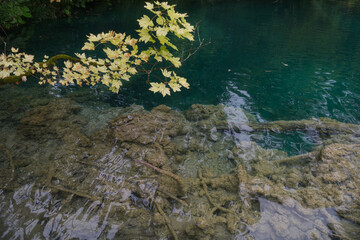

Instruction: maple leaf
[177,76,190,89]
[64,60,73,68]
[82,42,95,51]
[103,48,119,59]
[75,53,86,59]
[138,15,154,29]
[137,28,152,43]
[23,54,34,63]
[144,2,154,10]
[149,82,170,97]
[156,27,169,37]
[161,69,172,78]
[170,57,181,68]
[169,80,181,92]
[87,33,102,42]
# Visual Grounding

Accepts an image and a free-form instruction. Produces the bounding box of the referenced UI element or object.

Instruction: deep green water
[8,0,360,123]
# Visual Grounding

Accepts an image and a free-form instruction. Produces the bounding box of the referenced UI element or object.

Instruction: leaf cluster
[0,1,197,97]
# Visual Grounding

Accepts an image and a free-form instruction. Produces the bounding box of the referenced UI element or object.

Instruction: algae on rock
[0,101,359,239]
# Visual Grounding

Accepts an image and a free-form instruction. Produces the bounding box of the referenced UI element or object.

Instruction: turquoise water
[2,1,360,239]
[8,0,360,123]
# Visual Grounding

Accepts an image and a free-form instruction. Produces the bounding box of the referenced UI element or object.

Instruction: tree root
[134,159,187,196]
[157,188,189,207]
[47,162,102,202]
[78,160,105,169]
[56,193,74,213]
[198,169,234,214]
[0,145,14,179]
[50,184,102,203]
[155,199,178,240]
[274,149,320,165]
[47,163,55,186]
[247,118,360,135]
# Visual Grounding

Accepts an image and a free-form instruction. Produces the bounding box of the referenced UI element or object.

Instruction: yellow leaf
[169,80,181,92]
[144,2,154,11]
[137,28,153,43]
[87,33,102,42]
[103,48,119,59]
[170,57,181,68]
[128,67,137,75]
[156,27,169,37]
[156,17,165,25]
[75,53,86,59]
[64,60,72,68]
[82,42,95,51]
[11,47,19,53]
[161,69,172,78]
[138,15,154,29]
[149,82,170,97]
[177,76,190,89]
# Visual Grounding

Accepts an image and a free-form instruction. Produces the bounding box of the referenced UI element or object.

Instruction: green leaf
[156,16,165,25]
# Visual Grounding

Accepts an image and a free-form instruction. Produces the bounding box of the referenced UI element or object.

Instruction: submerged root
[134,159,187,196]
[50,184,102,203]
[155,198,178,240]
[198,169,234,214]
[47,163,55,186]
[248,118,360,135]
[78,160,105,169]
[274,149,321,165]
[0,145,15,180]
[157,188,189,207]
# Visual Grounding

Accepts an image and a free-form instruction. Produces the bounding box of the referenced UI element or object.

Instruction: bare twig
[0,25,8,55]
[134,159,187,196]
[50,184,102,202]
[155,199,178,240]
[274,150,320,165]
[157,188,189,207]
[0,145,14,179]
[198,169,234,214]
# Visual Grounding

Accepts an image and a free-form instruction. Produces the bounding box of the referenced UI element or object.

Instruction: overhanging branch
[0,54,80,85]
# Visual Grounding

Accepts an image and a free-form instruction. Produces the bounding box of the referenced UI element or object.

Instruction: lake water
[1,0,360,239]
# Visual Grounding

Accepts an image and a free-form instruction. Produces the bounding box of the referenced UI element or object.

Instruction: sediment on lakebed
[0,98,359,239]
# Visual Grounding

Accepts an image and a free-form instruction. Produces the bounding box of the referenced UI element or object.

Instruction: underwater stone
[184,104,225,121]
[109,106,187,146]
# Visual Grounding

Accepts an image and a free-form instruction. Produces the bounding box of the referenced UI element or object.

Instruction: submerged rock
[108,104,189,146]
[1,99,360,240]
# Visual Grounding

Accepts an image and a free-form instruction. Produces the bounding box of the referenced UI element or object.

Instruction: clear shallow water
[1,0,360,239]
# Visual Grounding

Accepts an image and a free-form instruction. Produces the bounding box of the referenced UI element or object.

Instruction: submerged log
[246,118,360,135]
[0,145,14,180]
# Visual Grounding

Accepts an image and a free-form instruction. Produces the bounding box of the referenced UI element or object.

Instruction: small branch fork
[1,22,209,88]
[134,158,187,196]
[180,21,210,63]
[136,21,210,85]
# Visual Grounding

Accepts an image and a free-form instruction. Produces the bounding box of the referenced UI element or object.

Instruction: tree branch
[0,54,80,85]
